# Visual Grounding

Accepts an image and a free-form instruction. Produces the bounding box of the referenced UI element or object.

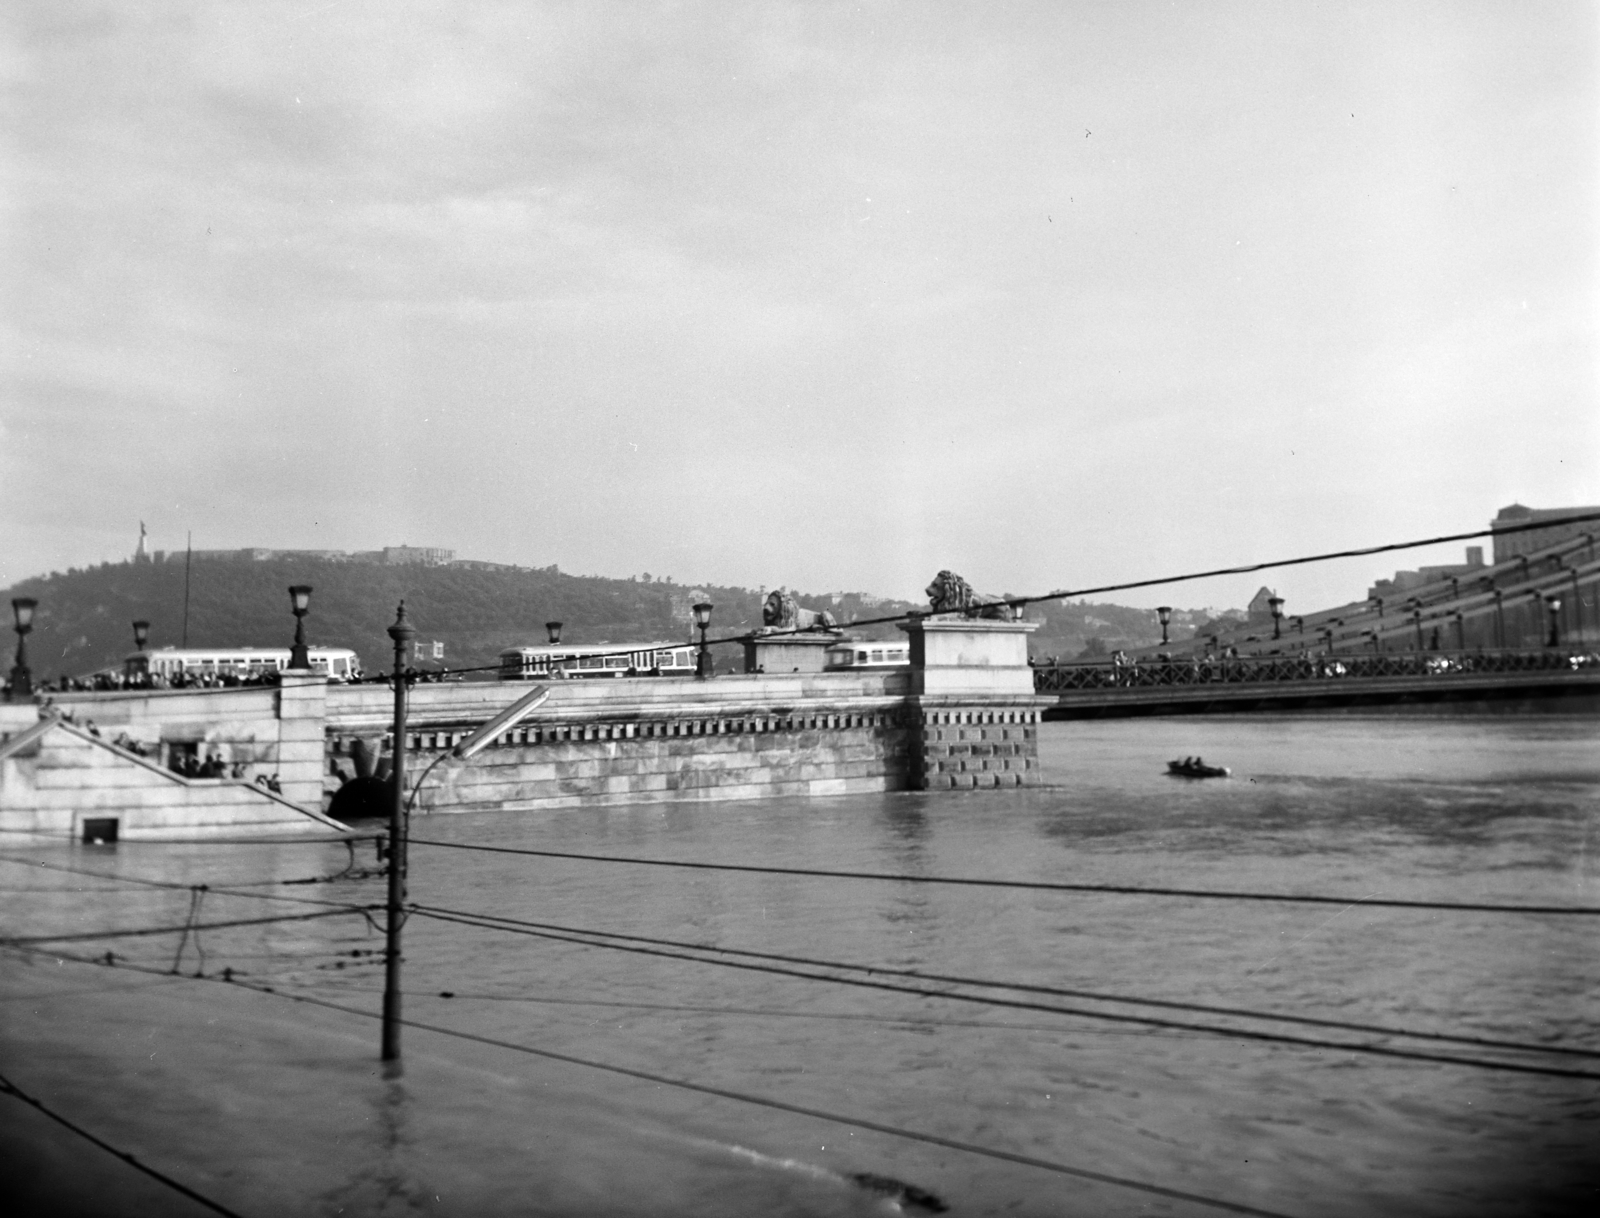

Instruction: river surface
[3,714,1598,1216]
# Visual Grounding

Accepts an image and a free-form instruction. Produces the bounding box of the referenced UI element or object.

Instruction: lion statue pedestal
[744,590,841,674]
[743,633,839,674]
[899,616,1040,697]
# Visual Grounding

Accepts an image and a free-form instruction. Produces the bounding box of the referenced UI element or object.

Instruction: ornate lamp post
[382,602,415,1064]
[1409,601,1424,652]
[1492,590,1505,650]
[545,621,563,645]
[1156,606,1172,647]
[1267,596,1284,641]
[9,598,36,699]
[132,619,150,651]
[1545,595,1561,648]
[287,585,313,669]
[1453,612,1466,651]
[693,602,714,679]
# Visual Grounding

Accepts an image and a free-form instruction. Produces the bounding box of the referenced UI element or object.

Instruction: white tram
[499,643,697,680]
[124,647,363,682]
[826,639,911,669]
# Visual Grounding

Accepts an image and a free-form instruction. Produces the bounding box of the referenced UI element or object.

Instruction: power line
[0,1069,246,1218]
[409,906,1600,1080]
[413,906,1600,1059]
[277,982,1215,1039]
[401,838,1600,916]
[8,941,1300,1217]
[0,854,376,911]
[1,906,375,946]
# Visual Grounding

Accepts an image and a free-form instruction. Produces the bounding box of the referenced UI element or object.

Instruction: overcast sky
[3,2,1595,613]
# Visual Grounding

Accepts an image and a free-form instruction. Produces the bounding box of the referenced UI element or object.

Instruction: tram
[499,643,697,680]
[123,647,363,683]
[826,639,911,669]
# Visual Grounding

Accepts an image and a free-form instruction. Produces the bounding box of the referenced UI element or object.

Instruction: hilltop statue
[926,570,1012,619]
[761,589,838,633]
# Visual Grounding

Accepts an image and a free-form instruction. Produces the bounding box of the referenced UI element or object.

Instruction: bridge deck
[1037,651,1600,718]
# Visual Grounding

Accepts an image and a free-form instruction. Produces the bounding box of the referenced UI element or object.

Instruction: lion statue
[925,570,1013,619]
[761,589,839,633]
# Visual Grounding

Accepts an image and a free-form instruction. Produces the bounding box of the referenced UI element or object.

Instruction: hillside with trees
[3,556,1237,681]
[1,558,919,681]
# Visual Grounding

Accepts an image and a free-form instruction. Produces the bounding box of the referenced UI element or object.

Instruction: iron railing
[1032,648,1600,694]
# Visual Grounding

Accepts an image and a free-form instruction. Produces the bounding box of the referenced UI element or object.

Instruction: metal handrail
[1032,648,1600,693]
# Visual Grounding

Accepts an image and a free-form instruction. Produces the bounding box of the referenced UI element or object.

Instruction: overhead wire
[5,943,1301,1218]
[1,906,376,947]
[401,838,1600,916]
[0,1068,246,1218]
[409,905,1600,1079]
[0,854,379,911]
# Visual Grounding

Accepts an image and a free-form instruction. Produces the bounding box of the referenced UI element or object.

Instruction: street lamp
[1545,595,1561,648]
[1156,606,1172,647]
[693,602,714,679]
[9,597,36,699]
[1409,602,1424,652]
[1493,590,1505,650]
[132,619,150,651]
[545,621,563,645]
[287,585,313,669]
[1453,612,1465,651]
[1267,596,1284,640]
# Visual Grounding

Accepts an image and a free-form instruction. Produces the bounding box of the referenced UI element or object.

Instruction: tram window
[856,651,868,662]
[871,650,884,662]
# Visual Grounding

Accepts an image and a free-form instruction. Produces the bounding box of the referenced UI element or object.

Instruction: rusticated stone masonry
[911,705,1041,790]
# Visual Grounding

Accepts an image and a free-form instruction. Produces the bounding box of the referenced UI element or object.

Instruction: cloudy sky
[3,2,1595,613]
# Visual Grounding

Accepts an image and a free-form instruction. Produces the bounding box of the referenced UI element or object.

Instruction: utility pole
[382,602,415,1063]
[182,532,192,647]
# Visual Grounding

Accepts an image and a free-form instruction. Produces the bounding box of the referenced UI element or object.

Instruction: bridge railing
[1031,649,1600,694]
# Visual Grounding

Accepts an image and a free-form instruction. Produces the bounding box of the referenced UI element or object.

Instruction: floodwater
[3,714,1599,1217]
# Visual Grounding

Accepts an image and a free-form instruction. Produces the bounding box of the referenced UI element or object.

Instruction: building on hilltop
[1245,587,1279,626]
[178,548,358,563]
[1366,547,1486,602]
[1491,503,1600,564]
[158,545,455,565]
[382,545,454,566]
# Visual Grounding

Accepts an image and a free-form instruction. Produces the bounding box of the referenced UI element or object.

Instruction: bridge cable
[0,1068,247,1218]
[407,509,1600,671]
[5,943,1301,1218]
[401,838,1600,916]
[408,906,1600,1079]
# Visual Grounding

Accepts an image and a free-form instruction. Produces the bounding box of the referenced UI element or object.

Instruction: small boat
[1167,758,1231,779]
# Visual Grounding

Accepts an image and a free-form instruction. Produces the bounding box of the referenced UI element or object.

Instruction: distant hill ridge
[1,558,918,681]
[4,557,1227,680]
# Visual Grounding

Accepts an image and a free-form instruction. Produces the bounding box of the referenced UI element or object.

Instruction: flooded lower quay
[3,713,1597,1217]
